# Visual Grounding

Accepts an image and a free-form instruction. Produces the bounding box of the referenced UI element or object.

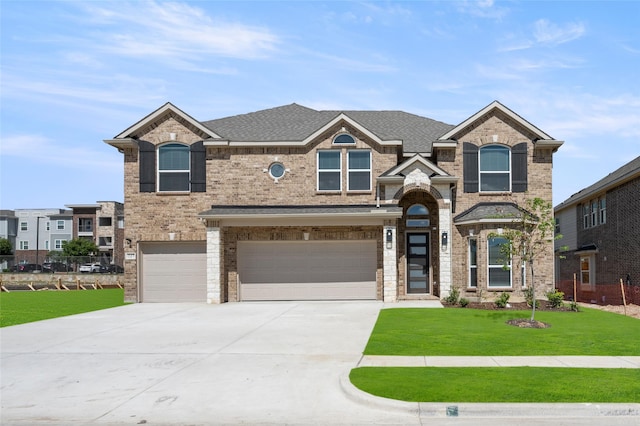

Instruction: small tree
[0,237,13,255]
[62,238,98,267]
[492,197,561,321]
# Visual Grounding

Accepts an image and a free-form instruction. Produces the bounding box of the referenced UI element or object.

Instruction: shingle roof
[454,202,526,224]
[202,103,454,152]
[555,156,640,210]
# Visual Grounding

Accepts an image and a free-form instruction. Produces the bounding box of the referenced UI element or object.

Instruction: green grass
[350,367,640,402]
[0,289,128,327]
[364,308,640,356]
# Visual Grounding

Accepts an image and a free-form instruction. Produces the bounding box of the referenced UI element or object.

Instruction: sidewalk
[358,355,640,368]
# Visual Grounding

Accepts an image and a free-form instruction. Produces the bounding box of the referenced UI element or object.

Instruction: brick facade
[109,102,561,304]
[556,173,640,306]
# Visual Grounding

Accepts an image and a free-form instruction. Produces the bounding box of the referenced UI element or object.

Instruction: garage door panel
[140,242,206,303]
[238,241,377,301]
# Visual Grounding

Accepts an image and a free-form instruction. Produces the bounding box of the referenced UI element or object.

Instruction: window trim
[468,237,478,288]
[20,221,28,231]
[317,150,342,192]
[157,142,191,193]
[346,150,371,192]
[19,240,29,250]
[333,133,356,145]
[580,255,595,287]
[583,204,590,229]
[591,200,598,227]
[54,239,64,250]
[479,145,511,193]
[56,220,65,230]
[487,236,512,288]
[599,197,606,225]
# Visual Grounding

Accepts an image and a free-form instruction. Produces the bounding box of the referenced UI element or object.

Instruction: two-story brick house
[555,156,640,305]
[106,101,562,303]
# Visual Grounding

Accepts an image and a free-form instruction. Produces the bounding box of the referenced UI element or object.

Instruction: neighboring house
[106,101,562,303]
[0,210,19,269]
[66,202,125,267]
[13,208,72,265]
[555,156,640,305]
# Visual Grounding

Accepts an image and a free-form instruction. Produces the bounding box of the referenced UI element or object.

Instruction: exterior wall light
[441,231,448,248]
[386,229,393,249]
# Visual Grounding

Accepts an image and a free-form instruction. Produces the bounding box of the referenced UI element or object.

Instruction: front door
[407,233,430,294]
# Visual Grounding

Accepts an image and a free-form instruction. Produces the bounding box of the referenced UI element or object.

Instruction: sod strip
[0,289,127,327]
[364,308,640,356]
[350,367,640,403]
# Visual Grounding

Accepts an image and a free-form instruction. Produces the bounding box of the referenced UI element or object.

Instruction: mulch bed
[443,300,575,329]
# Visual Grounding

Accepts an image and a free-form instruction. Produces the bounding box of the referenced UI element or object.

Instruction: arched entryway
[398,190,440,297]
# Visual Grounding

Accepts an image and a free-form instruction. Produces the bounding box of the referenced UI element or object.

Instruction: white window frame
[333,133,356,145]
[347,150,371,192]
[45,240,50,250]
[583,204,590,229]
[54,239,64,250]
[468,237,477,288]
[487,236,512,288]
[591,200,598,227]
[19,240,29,250]
[57,220,65,230]
[317,150,342,192]
[46,221,50,231]
[20,221,28,231]
[580,255,594,287]
[599,197,606,224]
[479,145,511,193]
[157,143,191,192]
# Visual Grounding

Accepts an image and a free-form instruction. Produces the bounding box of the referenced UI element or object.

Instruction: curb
[340,373,640,418]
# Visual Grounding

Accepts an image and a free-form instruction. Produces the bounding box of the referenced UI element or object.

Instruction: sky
[1,0,639,210]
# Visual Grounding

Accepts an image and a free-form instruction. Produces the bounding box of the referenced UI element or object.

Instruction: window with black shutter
[463,142,479,193]
[511,142,528,193]
[138,140,206,193]
[138,140,156,193]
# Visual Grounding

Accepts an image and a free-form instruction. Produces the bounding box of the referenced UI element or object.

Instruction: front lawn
[350,367,640,402]
[365,308,640,356]
[0,289,127,327]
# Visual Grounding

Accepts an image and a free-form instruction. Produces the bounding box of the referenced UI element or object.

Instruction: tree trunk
[530,262,536,321]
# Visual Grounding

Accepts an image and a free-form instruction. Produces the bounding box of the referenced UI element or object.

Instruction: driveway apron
[1,301,419,425]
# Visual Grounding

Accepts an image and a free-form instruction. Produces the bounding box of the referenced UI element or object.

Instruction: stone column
[383,222,398,302]
[206,221,222,304]
[438,202,452,299]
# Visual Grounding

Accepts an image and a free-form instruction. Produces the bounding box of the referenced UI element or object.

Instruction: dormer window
[333,134,355,144]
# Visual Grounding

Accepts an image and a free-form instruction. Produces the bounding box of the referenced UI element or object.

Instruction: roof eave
[104,138,138,150]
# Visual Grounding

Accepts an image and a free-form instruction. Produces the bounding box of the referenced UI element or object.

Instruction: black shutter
[511,142,528,193]
[463,142,479,193]
[190,141,206,192]
[138,140,156,193]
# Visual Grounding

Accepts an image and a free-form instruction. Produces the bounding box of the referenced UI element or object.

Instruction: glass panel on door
[407,233,429,294]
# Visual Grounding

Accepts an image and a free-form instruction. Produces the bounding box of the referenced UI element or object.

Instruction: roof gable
[439,100,553,141]
[115,102,221,140]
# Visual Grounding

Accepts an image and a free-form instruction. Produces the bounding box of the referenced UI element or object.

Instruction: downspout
[376,182,380,208]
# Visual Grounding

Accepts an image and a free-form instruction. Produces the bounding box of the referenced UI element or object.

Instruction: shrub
[523,286,539,309]
[445,287,460,305]
[459,298,469,308]
[495,292,510,308]
[546,289,565,308]
[570,301,580,312]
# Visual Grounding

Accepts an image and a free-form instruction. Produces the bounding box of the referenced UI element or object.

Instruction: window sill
[156,191,191,196]
[487,287,513,291]
[479,191,512,196]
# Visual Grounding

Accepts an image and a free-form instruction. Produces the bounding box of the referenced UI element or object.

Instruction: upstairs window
[317,151,341,191]
[347,150,371,191]
[57,220,65,230]
[333,134,355,144]
[591,200,598,227]
[583,204,590,229]
[139,141,206,193]
[158,143,190,192]
[463,142,527,193]
[20,221,28,231]
[99,217,112,227]
[78,218,93,233]
[599,197,606,224]
[480,145,510,192]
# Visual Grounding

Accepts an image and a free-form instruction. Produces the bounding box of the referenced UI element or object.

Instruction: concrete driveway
[2,302,638,426]
[1,301,420,425]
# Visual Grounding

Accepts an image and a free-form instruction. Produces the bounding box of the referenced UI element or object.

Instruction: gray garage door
[140,242,206,302]
[238,240,377,301]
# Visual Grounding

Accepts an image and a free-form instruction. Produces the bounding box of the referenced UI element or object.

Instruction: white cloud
[533,19,586,45]
[77,1,281,63]
[456,0,509,20]
[1,134,122,172]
